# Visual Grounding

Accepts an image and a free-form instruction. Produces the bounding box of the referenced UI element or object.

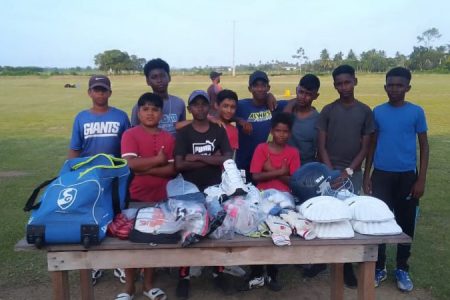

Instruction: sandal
[115,292,134,300]
[143,288,167,300]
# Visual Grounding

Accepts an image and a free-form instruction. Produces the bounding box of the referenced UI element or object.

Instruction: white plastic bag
[166,174,200,197]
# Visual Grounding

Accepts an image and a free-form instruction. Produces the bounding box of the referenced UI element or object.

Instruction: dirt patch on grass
[0,171,29,178]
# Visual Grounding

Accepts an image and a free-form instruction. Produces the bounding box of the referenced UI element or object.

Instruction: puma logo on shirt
[192,139,216,155]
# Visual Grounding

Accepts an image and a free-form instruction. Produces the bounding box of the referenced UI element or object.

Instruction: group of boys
[69,57,428,299]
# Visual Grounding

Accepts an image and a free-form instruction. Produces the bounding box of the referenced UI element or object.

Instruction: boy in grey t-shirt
[317,64,375,288]
[285,74,321,165]
[130,58,186,136]
[317,65,375,194]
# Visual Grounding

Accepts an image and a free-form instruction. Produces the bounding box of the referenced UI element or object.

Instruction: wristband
[345,168,354,176]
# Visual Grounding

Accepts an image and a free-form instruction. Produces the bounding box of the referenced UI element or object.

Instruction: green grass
[1,74,449,298]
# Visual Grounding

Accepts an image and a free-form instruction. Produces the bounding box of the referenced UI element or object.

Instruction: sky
[1,0,449,68]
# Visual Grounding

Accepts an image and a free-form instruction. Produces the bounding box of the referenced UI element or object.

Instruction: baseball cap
[210,71,222,80]
[88,75,111,91]
[249,70,269,86]
[188,90,210,105]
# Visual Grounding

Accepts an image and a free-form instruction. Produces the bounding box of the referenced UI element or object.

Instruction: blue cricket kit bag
[24,153,130,248]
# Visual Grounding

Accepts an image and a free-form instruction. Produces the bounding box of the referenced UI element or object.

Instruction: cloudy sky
[1,0,449,68]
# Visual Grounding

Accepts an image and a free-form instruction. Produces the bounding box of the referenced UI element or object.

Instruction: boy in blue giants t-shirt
[363,67,429,292]
[68,75,130,159]
[68,75,130,285]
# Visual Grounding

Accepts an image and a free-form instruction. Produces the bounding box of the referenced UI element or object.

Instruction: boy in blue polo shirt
[363,67,429,292]
[235,70,287,183]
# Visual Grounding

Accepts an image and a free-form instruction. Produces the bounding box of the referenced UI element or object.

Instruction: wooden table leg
[51,271,70,300]
[358,261,375,300]
[80,269,94,300]
[330,263,344,300]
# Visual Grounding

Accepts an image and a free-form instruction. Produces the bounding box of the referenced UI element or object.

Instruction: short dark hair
[137,92,163,108]
[386,67,412,82]
[217,89,238,104]
[271,112,293,130]
[299,74,320,91]
[143,58,170,78]
[332,64,355,79]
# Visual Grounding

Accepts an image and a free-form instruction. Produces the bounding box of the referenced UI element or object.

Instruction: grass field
[1,74,449,299]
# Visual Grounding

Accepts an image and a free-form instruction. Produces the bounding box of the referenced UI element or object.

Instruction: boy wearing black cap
[207,71,223,114]
[235,70,287,183]
[174,90,233,299]
[175,90,232,191]
[68,75,130,159]
[68,75,130,285]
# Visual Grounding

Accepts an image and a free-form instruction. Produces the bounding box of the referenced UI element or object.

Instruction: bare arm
[229,116,253,135]
[124,148,167,173]
[411,132,429,199]
[266,92,277,111]
[317,130,333,169]
[143,163,176,178]
[363,132,378,194]
[68,149,81,159]
[282,99,297,113]
[175,120,192,131]
[175,155,208,172]
[185,151,232,166]
[252,159,289,183]
[348,134,371,171]
[252,169,286,183]
[206,115,225,127]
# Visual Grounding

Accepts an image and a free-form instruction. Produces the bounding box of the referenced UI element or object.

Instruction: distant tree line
[2,28,448,76]
[291,28,449,74]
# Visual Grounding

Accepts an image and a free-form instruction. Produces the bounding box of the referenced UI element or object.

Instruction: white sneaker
[91,269,103,285]
[237,276,265,291]
[223,265,246,277]
[220,159,248,196]
[114,268,126,284]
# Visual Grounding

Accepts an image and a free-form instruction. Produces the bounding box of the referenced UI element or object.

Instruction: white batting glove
[265,215,292,246]
[280,210,317,240]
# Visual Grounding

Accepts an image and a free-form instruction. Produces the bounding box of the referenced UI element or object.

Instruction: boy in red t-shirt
[250,112,300,191]
[239,112,300,292]
[215,89,239,155]
[118,92,176,300]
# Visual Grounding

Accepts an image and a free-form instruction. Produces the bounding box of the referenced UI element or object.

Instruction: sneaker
[237,276,265,291]
[91,269,103,286]
[374,268,387,288]
[303,264,327,278]
[265,275,282,292]
[213,273,233,295]
[220,160,248,196]
[114,268,126,284]
[176,278,190,299]
[395,269,414,292]
[343,263,357,288]
[223,265,246,277]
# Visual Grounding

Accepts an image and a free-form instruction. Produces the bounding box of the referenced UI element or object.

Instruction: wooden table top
[15,233,411,252]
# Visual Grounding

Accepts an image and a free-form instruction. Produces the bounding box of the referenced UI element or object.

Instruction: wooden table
[15,233,411,300]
